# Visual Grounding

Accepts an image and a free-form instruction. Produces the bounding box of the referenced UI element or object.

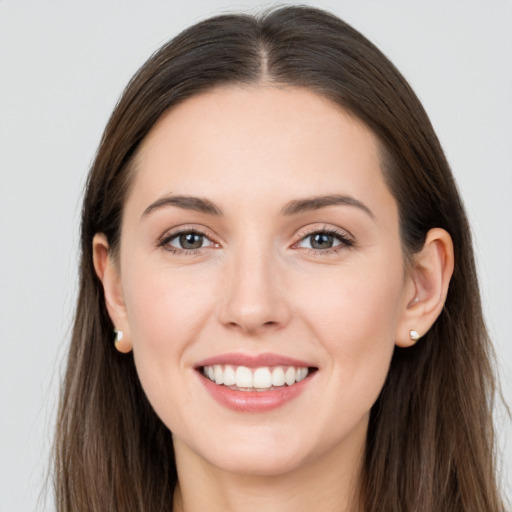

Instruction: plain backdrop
[0,1,511,510]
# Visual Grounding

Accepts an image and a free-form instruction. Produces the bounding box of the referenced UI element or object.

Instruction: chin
[208,446,306,477]
[176,426,310,477]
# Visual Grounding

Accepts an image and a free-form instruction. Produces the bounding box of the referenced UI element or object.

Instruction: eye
[160,230,216,252]
[300,232,340,250]
[173,232,208,249]
[295,229,353,252]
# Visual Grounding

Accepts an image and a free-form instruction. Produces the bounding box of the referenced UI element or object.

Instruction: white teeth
[235,366,253,388]
[285,367,296,386]
[214,365,223,385]
[297,367,308,382]
[202,364,311,390]
[223,365,236,386]
[271,367,285,387]
[253,367,272,388]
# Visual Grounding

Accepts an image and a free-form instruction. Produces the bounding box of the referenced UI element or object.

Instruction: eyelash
[293,227,354,255]
[158,226,354,256]
[158,227,216,255]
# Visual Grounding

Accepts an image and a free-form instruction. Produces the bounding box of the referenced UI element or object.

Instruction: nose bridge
[218,233,289,333]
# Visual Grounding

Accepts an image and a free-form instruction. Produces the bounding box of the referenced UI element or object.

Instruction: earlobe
[396,228,454,347]
[92,234,133,353]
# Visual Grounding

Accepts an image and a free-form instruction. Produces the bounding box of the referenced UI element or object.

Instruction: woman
[54,6,505,511]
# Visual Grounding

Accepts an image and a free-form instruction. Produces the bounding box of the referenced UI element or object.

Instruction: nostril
[223,316,284,334]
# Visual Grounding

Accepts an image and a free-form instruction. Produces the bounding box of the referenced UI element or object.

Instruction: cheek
[296,258,404,401]
[120,258,215,407]
[300,260,403,343]
[123,260,212,351]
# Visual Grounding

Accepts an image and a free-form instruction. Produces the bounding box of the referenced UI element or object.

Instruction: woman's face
[114,85,413,476]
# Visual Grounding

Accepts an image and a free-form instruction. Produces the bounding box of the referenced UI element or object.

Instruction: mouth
[200,364,316,392]
[195,354,318,412]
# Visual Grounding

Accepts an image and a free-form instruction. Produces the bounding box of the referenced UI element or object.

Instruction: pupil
[311,233,333,249]
[179,233,203,249]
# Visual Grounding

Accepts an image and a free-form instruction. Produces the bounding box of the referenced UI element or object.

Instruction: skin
[93,85,453,512]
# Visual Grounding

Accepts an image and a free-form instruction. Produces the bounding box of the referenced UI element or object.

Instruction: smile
[202,364,309,391]
[196,354,317,412]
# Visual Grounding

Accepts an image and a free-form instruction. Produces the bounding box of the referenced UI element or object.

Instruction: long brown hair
[54,6,505,511]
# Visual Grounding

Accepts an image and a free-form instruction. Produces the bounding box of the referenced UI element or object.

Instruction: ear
[395,228,454,347]
[92,234,133,353]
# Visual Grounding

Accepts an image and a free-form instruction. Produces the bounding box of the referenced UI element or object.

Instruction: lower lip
[198,371,314,412]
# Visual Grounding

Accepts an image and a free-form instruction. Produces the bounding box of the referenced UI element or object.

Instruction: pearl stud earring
[409,330,420,342]
[114,329,132,353]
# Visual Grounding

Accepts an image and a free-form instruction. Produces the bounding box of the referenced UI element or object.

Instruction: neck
[172,425,366,512]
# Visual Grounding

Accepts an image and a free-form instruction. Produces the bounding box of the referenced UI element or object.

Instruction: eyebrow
[281,194,374,219]
[141,193,374,220]
[142,195,222,217]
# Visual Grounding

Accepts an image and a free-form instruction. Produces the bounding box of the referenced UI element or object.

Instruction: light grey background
[1,1,510,510]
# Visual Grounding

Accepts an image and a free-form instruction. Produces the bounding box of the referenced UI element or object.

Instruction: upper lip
[195,352,316,369]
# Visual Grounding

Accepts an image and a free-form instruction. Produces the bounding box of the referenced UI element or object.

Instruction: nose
[217,242,291,335]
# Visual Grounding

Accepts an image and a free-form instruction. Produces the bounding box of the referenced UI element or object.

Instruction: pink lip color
[196,352,314,368]
[198,372,313,412]
[195,353,316,413]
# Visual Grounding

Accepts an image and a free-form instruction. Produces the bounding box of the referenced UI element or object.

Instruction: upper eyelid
[294,225,354,242]
[159,224,215,239]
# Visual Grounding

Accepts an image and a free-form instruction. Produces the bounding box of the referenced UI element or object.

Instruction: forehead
[139,84,377,167]
[128,85,395,220]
